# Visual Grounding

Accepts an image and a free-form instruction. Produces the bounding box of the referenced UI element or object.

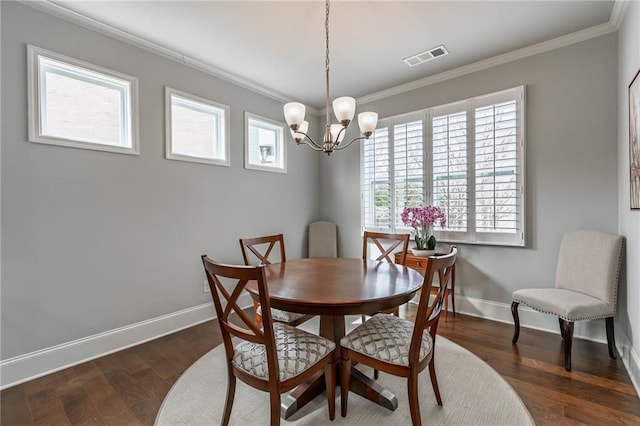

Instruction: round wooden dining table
[245,257,424,419]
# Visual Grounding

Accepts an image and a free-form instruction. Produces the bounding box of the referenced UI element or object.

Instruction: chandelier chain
[325,0,331,129]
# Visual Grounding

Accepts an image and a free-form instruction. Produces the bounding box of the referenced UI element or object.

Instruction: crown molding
[356,21,618,107]
[610,0,630,30]
[19,0,322,116]
[20,0,620,120]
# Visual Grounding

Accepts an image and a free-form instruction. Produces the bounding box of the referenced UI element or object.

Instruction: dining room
[1,0,639,425]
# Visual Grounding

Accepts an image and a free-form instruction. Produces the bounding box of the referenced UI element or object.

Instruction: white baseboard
[451,294,639,397]
[2,293,638,398]
[0,302,215,390]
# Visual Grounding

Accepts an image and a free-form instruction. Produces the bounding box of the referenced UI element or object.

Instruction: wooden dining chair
[362,231,410,317]
[339,247,458,426]
[240,234,314,327]
[201,255,336,426]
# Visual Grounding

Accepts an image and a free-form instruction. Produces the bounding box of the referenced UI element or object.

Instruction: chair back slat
[240,234,286,266]
[362,231,410,264]
[201,255,277,368]
[409,246,457,364]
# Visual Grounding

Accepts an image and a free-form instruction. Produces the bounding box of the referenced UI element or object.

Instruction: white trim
[2,292,636,396]
[609,0,630,30]
[244,112,287,174]
[27,45,140,155]
[617,329,640,398]
[19,0,321,117]
[165,87,231,167]
[22,1,617,118]
[0,303,214,390]
[357,23,617,107]
[453,294,610,344]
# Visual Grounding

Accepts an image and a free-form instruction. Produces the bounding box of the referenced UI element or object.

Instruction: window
[165,87,230,166]
[362,86,525,246]
[244,112,286,173]
[27,45,138,155]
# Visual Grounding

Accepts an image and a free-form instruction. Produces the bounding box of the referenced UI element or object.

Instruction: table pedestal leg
[281,314,397,419]
[349,367,398,411]
[281,370,325,419]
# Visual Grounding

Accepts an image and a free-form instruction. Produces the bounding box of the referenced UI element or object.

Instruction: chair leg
[407,372,423,426]
[324,361,336,420]
[559,319,574,371]
[606,317,617,359]
[428,357,443,406]
[444,293,449,320]
[339,357,351,417]
[222,372,236,426]
[450,290,456,317]
[511,302,520,344]
[269,390,281,426]
[558,317,566,340]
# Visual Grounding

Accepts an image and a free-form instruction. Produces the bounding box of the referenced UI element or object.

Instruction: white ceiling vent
[403,45,449,67]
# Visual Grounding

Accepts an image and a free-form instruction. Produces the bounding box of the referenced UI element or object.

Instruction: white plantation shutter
[473,88,524,245]
[361,86,525,247]
[363,126,391,230]
[393,119,424,229]
[432,109,468,234]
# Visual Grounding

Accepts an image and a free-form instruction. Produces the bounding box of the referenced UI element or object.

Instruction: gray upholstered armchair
[511,230,624,371]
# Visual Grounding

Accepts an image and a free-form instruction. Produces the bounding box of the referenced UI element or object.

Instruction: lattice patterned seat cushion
[340,314,432,366]
[233,323,335,381]
[256,305,309,323]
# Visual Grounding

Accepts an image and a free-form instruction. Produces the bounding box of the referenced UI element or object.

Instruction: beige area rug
[156,317,534,425]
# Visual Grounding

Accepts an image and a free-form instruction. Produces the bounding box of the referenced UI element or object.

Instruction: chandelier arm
[333,136,369,151]
[295,132,324,150]
[301,139,325,151]
[334,125,347,146]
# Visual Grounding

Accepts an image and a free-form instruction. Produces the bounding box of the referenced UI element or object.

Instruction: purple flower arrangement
[401,206,447,250]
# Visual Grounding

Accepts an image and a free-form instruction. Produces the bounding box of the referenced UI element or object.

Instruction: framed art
[630,68,640,209]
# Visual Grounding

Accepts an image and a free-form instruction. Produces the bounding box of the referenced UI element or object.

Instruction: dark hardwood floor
[2,305,639,425]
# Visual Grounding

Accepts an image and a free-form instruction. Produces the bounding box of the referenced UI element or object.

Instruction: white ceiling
[49,0,616,110]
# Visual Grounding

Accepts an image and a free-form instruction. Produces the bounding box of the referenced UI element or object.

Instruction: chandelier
[283,0,378,155]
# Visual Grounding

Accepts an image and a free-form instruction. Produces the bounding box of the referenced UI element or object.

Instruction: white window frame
[361,86,526,247]
[244,112,287,173]
[27,45,139,155]
[165,87,230,167]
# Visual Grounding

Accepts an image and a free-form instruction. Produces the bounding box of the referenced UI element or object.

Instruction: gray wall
[1,2,321,359]
[617,0,640,388]
[321,33,619,306]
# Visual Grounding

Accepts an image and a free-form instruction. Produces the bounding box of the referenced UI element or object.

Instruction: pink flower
[401,205,447,250]
[400,205,446,229]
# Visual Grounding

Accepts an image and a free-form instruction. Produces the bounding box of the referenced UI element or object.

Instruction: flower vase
[411,248,436,257]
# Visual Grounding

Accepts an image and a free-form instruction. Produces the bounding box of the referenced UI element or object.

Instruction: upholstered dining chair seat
[233,322,335,381]
[255,305,310,324]
[513,288,613,321]
[340,314,433,366]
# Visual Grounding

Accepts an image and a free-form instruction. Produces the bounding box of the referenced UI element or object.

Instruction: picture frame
[629,68,640,209]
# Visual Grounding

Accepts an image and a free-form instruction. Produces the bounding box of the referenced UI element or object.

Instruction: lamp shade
[284,102,306,127]
[291,120,309,142]
[330,124,346,143]
[358,111,378,134]
[332,97,356,122]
